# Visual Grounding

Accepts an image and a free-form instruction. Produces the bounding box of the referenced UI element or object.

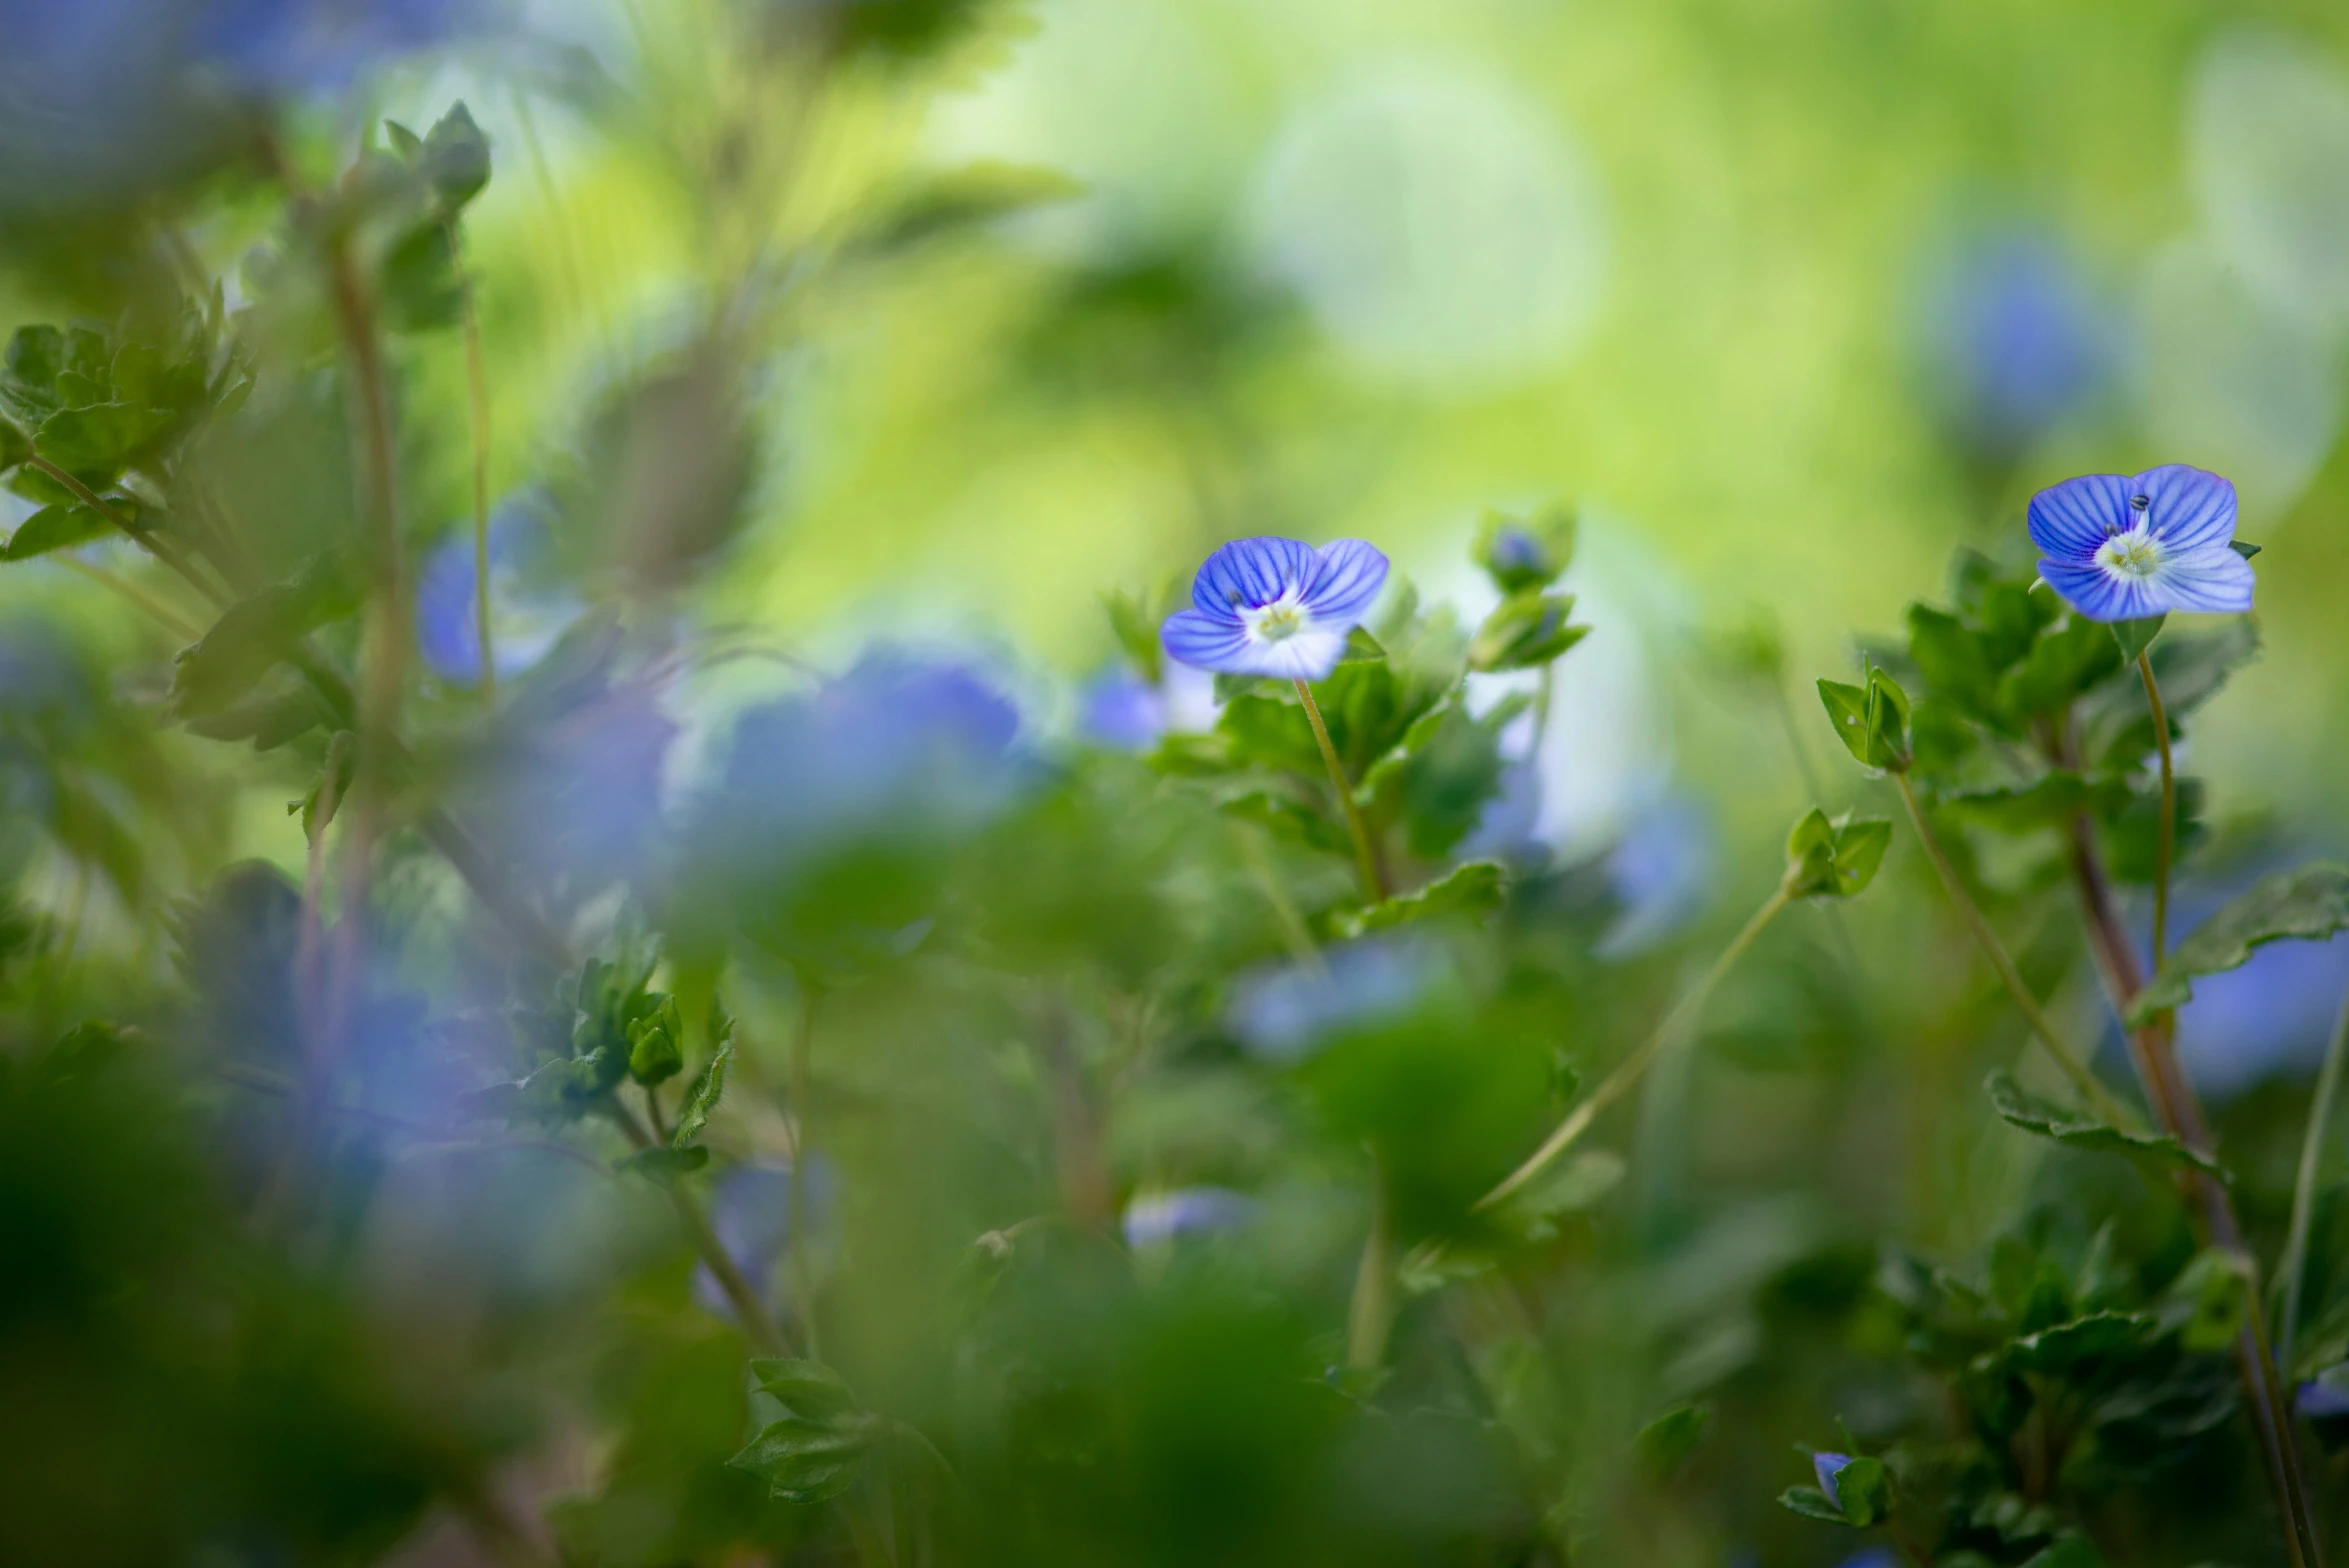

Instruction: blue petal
[2151,544,2255,614]
[2027,472,2128,561]
[1301,538,1390,625]
[2133,463,2237,552]
[1192,536,1316,614]
[1232,627,1351,681]
[1162,608,1256,672]
[2041,558,2159,622]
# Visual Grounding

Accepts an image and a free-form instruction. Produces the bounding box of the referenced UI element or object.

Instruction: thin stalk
[788,976,823,1362]
[51,554,203,640]
[608,1097,790,1357]
[1479,882,1792,1211]
[1292,678,1387,903]
[293,730,355,1124]
[1232,822,1324,973]
[449,218,497,704]
[26,456,228,608]
[2061,814,2324,1568]
[2138,652,2175,963]
[1893,773,2131,1127]
[2279,983,2349,1372]
[1346,1152,1394,1369]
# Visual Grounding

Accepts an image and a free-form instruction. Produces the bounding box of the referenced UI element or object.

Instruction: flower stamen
[2096,527,2165,580]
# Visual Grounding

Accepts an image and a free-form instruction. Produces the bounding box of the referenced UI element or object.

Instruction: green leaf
[170,554,359,719]
[2008,1311,2157,1376]
[1906,602,1999,717]
[1101,584,1168,684]
[1498,1149,1624,1241]
[728,1414,882,1505]
[1631,1403,1712,1480]
[1777,1486,1852,1526]
[1467,588,1587,672]
[615,1143,708,1187]
[384,119,424,159]
[2110,614,2166,663]
[2131,865,2349,1020]
[2019,1536,2110,1568]
[1825,1454,1890,1527]
[422,102,491,208]
[1817,666,1910,771]
[2159,1248,2251,1354]
[1331,860,1508,940]
[184,688,325,751]
[626,993,684,1086]
[2231,539,2261,560]
[670,997,737,1149]
[2,502,111,560]
[750,1358,861,1422]
[838,161,1078,263]
[1985,1071,2227,1180]
[1935,771,2119,834]
[33,401,171,481]
[0,416,28,471]
[2001,609,2121,718]
[1783,808,1892,899]
[287,732,357,840]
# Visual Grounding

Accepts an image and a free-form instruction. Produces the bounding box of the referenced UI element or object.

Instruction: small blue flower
[415,493,581,687]
[1924,228,2111,453]
[1080,668,1166,751]
[694,1157,839,1322]
[2298,1379,2349,1421]
[2027,465,2254,622]
[1161,536,1389,681]
[1121,1186,1258,1248]
[1812,1451,1852,1509]
[1227,935,1438,1063]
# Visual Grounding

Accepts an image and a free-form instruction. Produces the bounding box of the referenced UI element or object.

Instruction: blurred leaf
[2131,864,2349,1019]
[2111,615,2166,663]
[727,1410,882,1505]
[1101,584,1168,684]
[616,1144,709,1186]
[170,554,358,719]
[749,1358,860,1422]
[1985,1071,2227,1180]
[35,401,171,482]
[2,503,110,560]
[1777,1485,1851,1526]
[421,102,491,209]
[670,999,736,1149]
[839,162,1076,264]
[1499,1148,1624,1242]
[1631,1402,1711,1480]
[2159,1249,2251,1354]
[1783,808,1891,898]
[1826,1454,1890,1526]
[1467,589,1586,673]
[1936,771,2119,834]
[1333,860,1507,939]
[2008,1311,2157,1376]
[185,688,323,751]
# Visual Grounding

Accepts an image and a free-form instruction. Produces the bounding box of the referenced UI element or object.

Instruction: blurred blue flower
[191,0,472,94]
[2028,464,2254,622]
[2297,1379,2349,1421]
[694,1157,839,1321]
[709,653,1025,866]
[1811,1451,1852,1509]
[1835,1551,1899,1568]
[1080,668,1166,751]
[1923,229,2110,453]
[415,493,583,687]
[1162,536,1389,681]
[1228,936,1438,1063]
[1599,794,1715,958]
[1462,756,1545,864]
[1121,1186,1257,1248]
[2162,866,2349,1099]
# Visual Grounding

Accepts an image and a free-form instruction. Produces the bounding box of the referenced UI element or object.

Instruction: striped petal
[1217,625,1352,681]
[1192,536,1317,615]
[2041,557,2163,622]
[2133,464,2237,552]
[2149,543,2255,614]
[1301,539,1390,626]
[2027,472,2130,562]
[1162,608,1256,672]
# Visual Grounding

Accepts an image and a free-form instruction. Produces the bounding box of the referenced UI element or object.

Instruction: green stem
[1892,772,2131,1127]
[2137,652,2175,964]
[788,976,823,1362]
[1346,1151,1394,1370]
[25,456,227,609]
[608,1098,790,1357]
[1479,881,1792,1211]
[2281,983,2349,1372]
[50,554,204,640]
[449,219,497,705]
[1292,677,1387,903]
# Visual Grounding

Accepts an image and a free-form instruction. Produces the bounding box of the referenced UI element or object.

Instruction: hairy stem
[2061,813,2323,1568]
[449,218,497,704]
[2137,652,2175,964]
[1892,773,2131,1126]
[1292,677,1387,903]
[609,1097,790,1357]
[1479,882,1791,1211]
[2280,984,2349,1372]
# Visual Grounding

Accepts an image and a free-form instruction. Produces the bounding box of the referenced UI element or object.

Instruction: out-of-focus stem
[2281,985,2349,1372]
[608,1098,790,1357]
[1480,882,1791,1211]
[788,977,823,1362]
[2137,652,2175,963]
[1892,773,2130,1126]
[26,456,227,609]
[293,731,355,1119]
[2061,812,2323,1568]
[51,554,203,640]
[449,218,497,705]
[1346,1153,1394,1370]
[1292,678,1387,904]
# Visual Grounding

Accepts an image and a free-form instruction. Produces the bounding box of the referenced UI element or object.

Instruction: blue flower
[2027,464,2254,622]
[415,493,582,687]
[1923,228,2111,454]
[1080,669,1166,751]
[1121,1186,1258,1248]
[1161,536,1389,681]
[1812,1451,1852,1509]
[694,1157,840,1322]
[1227,935,1438,1063]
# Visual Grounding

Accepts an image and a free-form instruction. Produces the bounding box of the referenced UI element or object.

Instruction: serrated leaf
[1777,1485,1851,1525]
[2131,865,2349,1020]
[34,401,171,481]
[671,999,737,1149]
[2008,1310,2157,1375]
[727,1412,883,1506]
[750,1358,860,1422]
[1331,860,1508,939]
[1985,1071,2227,1180]
[3,502,111,560]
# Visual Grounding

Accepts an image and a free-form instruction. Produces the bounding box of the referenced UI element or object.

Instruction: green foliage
[728,1361,885,1504]
[1985,1072,2228,1181]
[2132,864,2349,1019]
[1472,502,1577,593]
[169,554,357,720]
[1783,807,1891,899]
[1817,665,1911,771]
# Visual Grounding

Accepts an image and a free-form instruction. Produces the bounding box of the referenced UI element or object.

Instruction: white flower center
[1249,599,1308,644]
[2096,526,2165,579]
